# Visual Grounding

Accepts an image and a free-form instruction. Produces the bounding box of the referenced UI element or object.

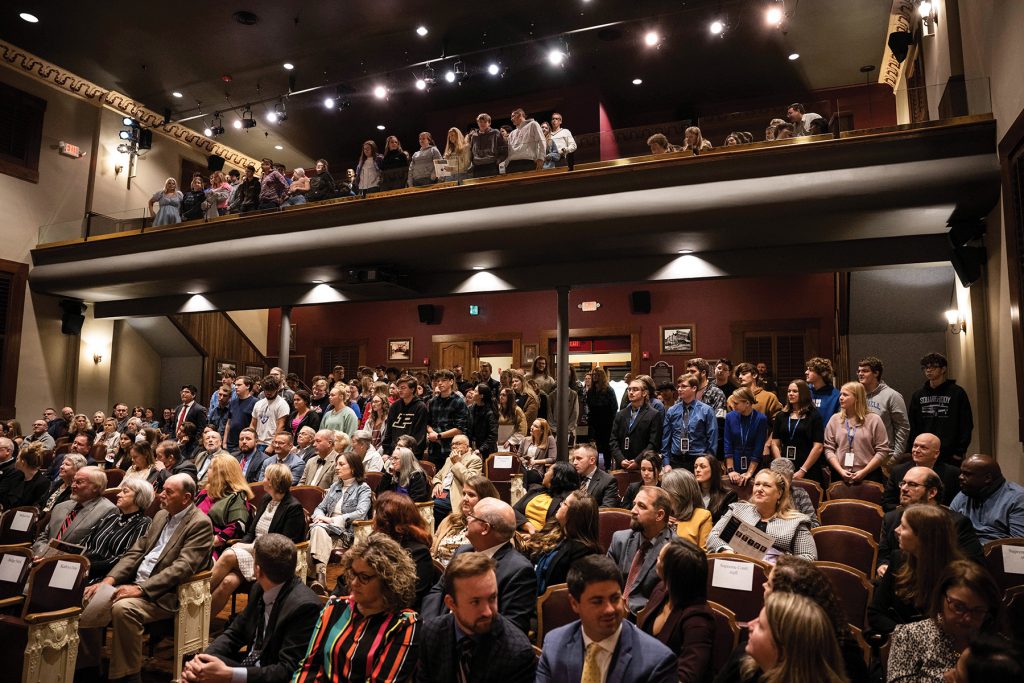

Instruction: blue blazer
[536,619,676,683]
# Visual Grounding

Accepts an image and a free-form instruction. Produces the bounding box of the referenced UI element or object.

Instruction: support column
[278,306,292,376]
[556,286,571,462]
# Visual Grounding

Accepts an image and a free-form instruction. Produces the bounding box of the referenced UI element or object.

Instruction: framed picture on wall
[660,325,696,355]
[387,337,413,362]
[522,344,538,365]
[244,364,264,380]
[216,360,237,377]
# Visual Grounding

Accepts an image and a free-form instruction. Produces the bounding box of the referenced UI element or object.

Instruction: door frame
[538,325,641,373]
[431,332,522,371]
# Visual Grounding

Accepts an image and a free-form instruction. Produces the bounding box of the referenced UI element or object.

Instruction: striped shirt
[293,595,419,682]
[83,510,152,579]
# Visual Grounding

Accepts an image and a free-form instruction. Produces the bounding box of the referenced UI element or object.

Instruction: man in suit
[536,555,675,683]
[607,486,674,616]
[608,378,663,471]
[47,432,96,481]
[572,443,621,508]
[183,534,321,683]
[32,465,116,556]
[153,440,198,491]
[193,429,229,485]
[422,497,536,634]
[882,432,960,511]
[299,429,338,488]
[81,473,213,683]
[173,384,208,433]
[877,465,982,577]
[417,551,535,683]
[431,434,483,521]
[234,428,269,484]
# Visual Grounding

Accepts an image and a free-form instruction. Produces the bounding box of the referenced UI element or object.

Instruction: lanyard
[738,414,753,452]
[627,406,641,433]
[787,416,802,442]
[845,419,858,449]
[680,403,692,437]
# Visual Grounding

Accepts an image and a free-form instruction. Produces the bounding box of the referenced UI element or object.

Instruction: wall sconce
[93,352,104,364]
[945,309,966,334]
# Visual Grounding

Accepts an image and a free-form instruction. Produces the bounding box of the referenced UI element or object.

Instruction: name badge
[844,452,856,468]
[739,456,748,471]
[679,437,690,453]
[785,446,797,460]
[623,437,630,450]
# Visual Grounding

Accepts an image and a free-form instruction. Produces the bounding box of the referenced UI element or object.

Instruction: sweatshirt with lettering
[908,379,973,463]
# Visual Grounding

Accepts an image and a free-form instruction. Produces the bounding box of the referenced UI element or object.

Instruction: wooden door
[434,340,471,371]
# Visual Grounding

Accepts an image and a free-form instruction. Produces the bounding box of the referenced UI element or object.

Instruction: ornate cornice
[0,40,261,169]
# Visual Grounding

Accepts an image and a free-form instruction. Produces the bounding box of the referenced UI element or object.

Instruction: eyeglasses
[465,513,490,528]
[898,480,926,489]
[944,594,988,619]
[346,570,379,585]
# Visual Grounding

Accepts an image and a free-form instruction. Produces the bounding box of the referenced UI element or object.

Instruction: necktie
[581,642,603,683]
[240,596,267,667]
[580,476,591,491]
[56,503,84,541]
[239,453,249,474]
[177,403,188,431]
[457,637,475,683]
[624,540,653,599]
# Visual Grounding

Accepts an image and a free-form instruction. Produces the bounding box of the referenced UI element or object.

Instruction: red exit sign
[60,142,82,158]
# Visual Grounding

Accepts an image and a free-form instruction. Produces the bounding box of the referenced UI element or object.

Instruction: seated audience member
[193,429,229,484]
[48,432,96,480]
[887,560,1003,683]
[877,466,983,577]
[42,452,87,512]
[723,387,769,485]
[514,461,581,533]
[957,633,1024,683]
[209,463,305,615]
[950,452,1024,543]
[768,457,820,527]
[432,475,500,566]
[293,534,421,682]
[123,441,162,489]
[693,454,737,522]
[882,432,961,511]
[82,478,154,582]
[431,434,482,521]
[352,428,385,472]
[94,416,121,460]
[235,427,269,484]
[647,133,679,155]
[418,552,536,683]
[536,555,676,683]
[869,503,965,635]
[257,431,305,484]
[622,451,662,510]
[306,158,339,202]
[0,440,50,509]
[24,417,56,451]
[764,118,786,141]
[307,451,373,590]
[637,538,714,683]
[32,465,116,557]
[298,428,338,488]
[808,116,831,135]
[153,439,198,491]
[380,446,431,502]
[80,473,214,683]
[572,443,621,508]
[184,534,321,683]
[706,469,817,561]
[423,497,536,634]
[525,491,602,594]
[608,485,676,616]
[786,102,822,136]
[773,122,795,139]
[520,417,557,486]
[681,126,713,153]
[824,381,891,485]
[109,432,135,471]
[661,468,715,547]
[176,420,200,462]
[195,454,255,558]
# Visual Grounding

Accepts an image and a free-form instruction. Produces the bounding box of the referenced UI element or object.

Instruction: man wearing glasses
[608,379,662,471]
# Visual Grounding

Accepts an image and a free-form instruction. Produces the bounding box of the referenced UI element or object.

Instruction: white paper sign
[1003,545,1024,574]
[493,455,513,469]
[48,559,79,590]
[711,558,755,592]
[0,554,26,583]
[433,159,453,178]
[10,510,33,532]
[728,521,775,562]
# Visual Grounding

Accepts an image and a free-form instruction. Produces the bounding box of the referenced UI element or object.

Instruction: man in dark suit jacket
[572,443,621,508]
[417,552,535,683]
[536,555,675,683]
[173,384,208,433]
[154,440,199,492]
[606,486,674,615]
[234,427,269,483]
[608,379,663,471]
[421,497,536,634]
[184,534,321,683]
[882,432,960,511]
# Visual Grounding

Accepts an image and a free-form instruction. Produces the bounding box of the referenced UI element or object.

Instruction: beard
[629,518,643,532]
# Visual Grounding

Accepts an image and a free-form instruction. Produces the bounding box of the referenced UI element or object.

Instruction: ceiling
[2,1,892,167]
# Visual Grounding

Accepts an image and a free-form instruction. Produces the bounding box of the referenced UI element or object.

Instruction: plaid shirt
[427,393,468,461]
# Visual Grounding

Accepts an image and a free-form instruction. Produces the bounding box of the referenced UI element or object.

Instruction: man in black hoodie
[908,352,973,466]
[382,375,429,456]
[468,113,508,178]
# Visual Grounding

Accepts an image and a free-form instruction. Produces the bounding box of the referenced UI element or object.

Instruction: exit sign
[59,142,82,158]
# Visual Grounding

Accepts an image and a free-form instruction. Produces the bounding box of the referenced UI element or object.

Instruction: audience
[380,446,431,502]
[622,450,663,509]
[514,460,581,533]
[382,375,429,456]
[607,375,662,471]
[857,355,911,460]
[608,485,675,616]
[354,140,383,194]
[693,454,737,522]
[572,443,621,508]
[308,450,373,590]
[950,452,1024,543]
[957,633,1024,683]
[154,439,198,490]
[257,431,305,484]
[195,454,255,558]
[768,458,820,527]
[0,440,50,508]
[33,465,116,557]
[431,433,482,522]
[298,428,339,488]
[824,381,891,485]
[425,368,469,471]
[380,135,411,190]
[525,490,602,594]
[148,177,182,225]
[662,373,718,472]
[82,478,154,582]
[235,427,269,483]
[432,474,500,566]
[723,387,769,485]
[883,432,961,510]
[661,467,714,546]
[769,379,826,484]
[908,352,974,466]
[43,451,87,512]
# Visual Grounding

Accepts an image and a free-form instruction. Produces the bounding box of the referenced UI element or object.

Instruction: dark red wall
[269,274,835,378]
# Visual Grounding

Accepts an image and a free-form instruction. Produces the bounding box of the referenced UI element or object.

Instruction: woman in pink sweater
[824,381,890,484]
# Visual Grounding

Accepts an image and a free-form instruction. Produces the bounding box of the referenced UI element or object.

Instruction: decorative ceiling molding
[0,40,260,170]
[878,0,916,91]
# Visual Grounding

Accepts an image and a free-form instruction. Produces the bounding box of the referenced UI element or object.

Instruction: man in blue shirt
[950,453,1024,544]
[224,375,257,451]
[661,373,717,472]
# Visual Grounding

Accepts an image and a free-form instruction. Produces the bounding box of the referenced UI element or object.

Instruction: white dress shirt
[581,623,623,683]
[136,506,191,583]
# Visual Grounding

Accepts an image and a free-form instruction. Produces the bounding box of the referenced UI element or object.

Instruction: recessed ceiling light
[472,266,486,271]
[373,85,387,99]
[172,91,183,98]
[283,62,294,70]
[274,145,283,150]
[377,124,386,130]
[312,279,324,284]
[644,31,660,47]
[416,25,428,37]
[632,78,643,85]
[19,12,38,23]
[677,249,694,254]
[788,53,800,60]
[186,290,199,295]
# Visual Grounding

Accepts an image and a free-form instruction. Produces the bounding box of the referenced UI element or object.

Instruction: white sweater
[507,119,546,162]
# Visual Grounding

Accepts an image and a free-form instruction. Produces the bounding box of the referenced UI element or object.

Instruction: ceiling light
[283,62,294,70]
[677,249,694,254]
[710,20,724,35]
[19,12,38,23]
[312,279,325,284]
[416,25,428,37]
[548,49,566,66]
[172,91,183,98]
[274,145,283,150]
[644,32,660,47]
[765,3,784,26]
[373,85,387,99]
[118,130,132,140]
[788,53,800,60]
[632,78,643,85]
[186,290,199,295]
[323,96,335,109]
[377,124,386,130]
[415,78,427,90]
[487,63,500,76]
[919,1,933,16]
[122,116,134,126]
[445,70,456,83]
[233,119,243,129]
[472,266,486,271]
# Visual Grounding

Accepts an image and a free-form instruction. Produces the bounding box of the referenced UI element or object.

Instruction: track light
[644,31,660,47]
[323,96,335,109]
[122,116,134,126]
[709,20,725,35]
[487,63,500,76]
[233,119,243,129]
[268,100,287,123]
[444,70,456,83]
[548,49,566,66]
[765,1,784,26]
[373,85,388,99]
[119,130,132,140]
[205,113,224,137]
[918,1,932,16]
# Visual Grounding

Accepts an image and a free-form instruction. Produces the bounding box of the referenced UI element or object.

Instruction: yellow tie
[581,641,603,683]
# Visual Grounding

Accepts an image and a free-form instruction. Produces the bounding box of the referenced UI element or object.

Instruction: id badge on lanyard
[785,446,797,460]
[679,437,690,453]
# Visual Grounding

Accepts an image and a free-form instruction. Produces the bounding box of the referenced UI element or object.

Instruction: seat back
[103,487,120,506]
[418,460,437,480]
[24,555,89,618]
[817,500,884,539]
[485,452,521,482]
[416,501,435,530]
[811,525,879,577]
[364,471,383,493]
[1004,585,1024,648]
[290,486,326,516]
[0,507,40,546]
[89,444,108,464]
[598,509,633,553]
[982,538,1024,595]
[145,495,163,518]
[792,478,823,510]
[706,553,771,624]
[815,560,873,630]
[249,484,266,510]
[707,600,741,671]
[105,468,126,487]
[827,480,884,505]
[0,545,33,602]
[536,583,574,648]
[609,470,631,500]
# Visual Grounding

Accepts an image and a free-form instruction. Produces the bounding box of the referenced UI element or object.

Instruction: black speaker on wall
[631,291,651,314]
[207,155,226,172]
[59,299,86,335]
[418,304,438,324]
[950,245,985,288]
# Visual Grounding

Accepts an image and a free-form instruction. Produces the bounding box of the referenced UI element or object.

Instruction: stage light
[710,20,724,35]
[373,85,387,99]
[203,126,213,136]
[266,111,278,123]
[765,2,784,26]
[119,130,131,140]
[488,63,500,76]
[239,106,256,129]
[445,70,456,83]
[416,25,428,37]
[233,119,243,129]
[644,31,660,47]
[122,116,134,126]
[415,78,427,90]
[323,96,335,109]
[548,49,566,66]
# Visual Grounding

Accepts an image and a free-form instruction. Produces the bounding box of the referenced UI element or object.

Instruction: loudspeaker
[950,244,986,288]
[59,299,86,335]
[207,154,226,172]
[888,31,913,63]
[948,218,986,247]
[138,129,153,150]
[631,290,651,314]
[418,304,438,324]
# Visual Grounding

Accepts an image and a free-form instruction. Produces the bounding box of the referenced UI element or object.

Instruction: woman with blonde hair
[744,592,849,683]
[379,446,430,502]
[443,126,471,181]
[510,371,539,429]
[497,387,528,450]
[661,468,713,548]
[521,417,556,485]
[195,454,255,558]
[205,170,232,216]
[824,380,890,484]
[432,475,500,566]
[148,177,182,225]
[123,441,161,489]
[682,126,713,153]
